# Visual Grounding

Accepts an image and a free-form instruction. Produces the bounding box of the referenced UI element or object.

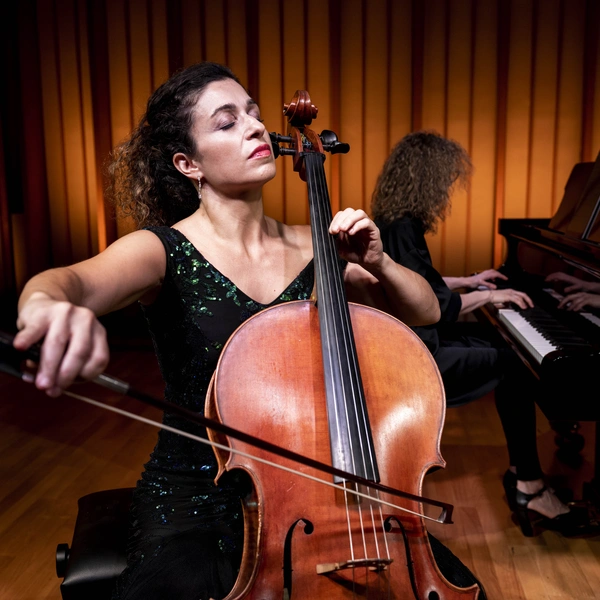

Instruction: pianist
[371,130,597,537]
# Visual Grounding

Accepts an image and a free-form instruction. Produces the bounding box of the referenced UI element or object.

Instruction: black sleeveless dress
[112,226,315,600]
[112,226,486,600]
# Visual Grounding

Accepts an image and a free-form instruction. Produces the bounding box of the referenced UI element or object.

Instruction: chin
[259,163,278,183]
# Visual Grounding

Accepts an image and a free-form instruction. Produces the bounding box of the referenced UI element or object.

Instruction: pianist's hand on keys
[467,269,508,290]
[449,268,509,291]
[487,288,534,310]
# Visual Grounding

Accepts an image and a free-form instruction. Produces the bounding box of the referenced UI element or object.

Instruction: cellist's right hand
[13,292,109,397]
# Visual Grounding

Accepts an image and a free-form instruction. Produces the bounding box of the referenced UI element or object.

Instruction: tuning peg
[268,133,281,159]
[269,133,297,158]
[320,130,350,155]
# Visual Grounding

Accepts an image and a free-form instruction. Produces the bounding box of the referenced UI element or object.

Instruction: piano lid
[526,150,600,270]
[581,151,600,242]
[548,160,595,235]
[551,150,600,240]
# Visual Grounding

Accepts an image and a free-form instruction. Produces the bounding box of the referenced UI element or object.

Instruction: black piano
[478,150,600,506]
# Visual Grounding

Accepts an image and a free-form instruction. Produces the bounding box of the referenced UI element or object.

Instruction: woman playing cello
[13,62,479,598]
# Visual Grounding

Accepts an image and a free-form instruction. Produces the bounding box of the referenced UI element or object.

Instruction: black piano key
[515,306,592,349]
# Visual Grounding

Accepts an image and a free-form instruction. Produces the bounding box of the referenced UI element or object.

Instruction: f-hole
[283,518,314,599]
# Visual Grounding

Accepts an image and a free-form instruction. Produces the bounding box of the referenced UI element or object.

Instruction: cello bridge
[316,558,393,575]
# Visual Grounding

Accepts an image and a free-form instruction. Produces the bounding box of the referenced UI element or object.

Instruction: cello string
[319,160,388,563]
[55,385,440,520]
[306,155,352,479]
[311,155,388,565]
[307,155,389,563]
[309,155,362,479]
[307,154,345,472]
[313,158,391,564]
[324,185,391,562]
[306,154,364,563]
[315,165,380,562]
[312,155,378,481]
[306,155,363,562]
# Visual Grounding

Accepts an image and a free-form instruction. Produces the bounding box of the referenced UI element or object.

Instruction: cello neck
[272,89,379,482]
[302,146,379,484]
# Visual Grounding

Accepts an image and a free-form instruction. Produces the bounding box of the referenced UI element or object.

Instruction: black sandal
[514,486,597,537]
[503,470,574,514]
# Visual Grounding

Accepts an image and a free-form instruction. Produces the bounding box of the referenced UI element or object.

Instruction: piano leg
[550,420,585,466]
[582,422,600,513]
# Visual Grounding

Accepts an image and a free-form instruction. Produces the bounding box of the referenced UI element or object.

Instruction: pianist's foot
[517,480,569,519]
[514,479,598,536]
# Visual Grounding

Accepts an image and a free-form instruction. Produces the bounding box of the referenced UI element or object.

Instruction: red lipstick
[249,144,271,159]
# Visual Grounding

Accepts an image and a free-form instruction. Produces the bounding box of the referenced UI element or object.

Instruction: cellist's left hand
[329,208,383,270]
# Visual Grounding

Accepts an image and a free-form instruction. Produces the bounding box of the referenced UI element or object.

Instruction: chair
[56,488,133,600]
[55,487,488,599]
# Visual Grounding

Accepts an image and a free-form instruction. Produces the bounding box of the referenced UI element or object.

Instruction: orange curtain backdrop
[2,0,599,301]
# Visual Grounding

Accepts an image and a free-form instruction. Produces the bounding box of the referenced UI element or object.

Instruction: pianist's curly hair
[371,130,472,234]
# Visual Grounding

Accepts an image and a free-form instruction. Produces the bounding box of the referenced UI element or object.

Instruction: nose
[245,115,266,138]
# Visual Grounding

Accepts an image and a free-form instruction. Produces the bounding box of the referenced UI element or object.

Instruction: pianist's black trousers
[433,321,543,481]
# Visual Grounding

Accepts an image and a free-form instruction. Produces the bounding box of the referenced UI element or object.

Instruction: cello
[205,91,482,599]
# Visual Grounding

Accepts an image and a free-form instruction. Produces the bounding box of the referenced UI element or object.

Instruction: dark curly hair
[106,62,241,228]
[371,130,472,234]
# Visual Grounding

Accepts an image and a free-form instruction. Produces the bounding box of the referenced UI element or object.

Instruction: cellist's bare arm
[344,257,440,325]
[329,208,440,325]
[13,230,166,396]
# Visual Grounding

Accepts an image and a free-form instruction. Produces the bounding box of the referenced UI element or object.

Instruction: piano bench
[56,487,133,600]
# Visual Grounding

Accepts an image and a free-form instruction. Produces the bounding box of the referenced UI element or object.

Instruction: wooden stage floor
[1,345,599,599]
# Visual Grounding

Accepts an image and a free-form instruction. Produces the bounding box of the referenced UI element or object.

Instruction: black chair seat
[57,487,133,600]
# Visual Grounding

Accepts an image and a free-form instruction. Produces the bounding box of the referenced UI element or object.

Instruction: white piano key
[497,308,558,365]
[581,312,600,327]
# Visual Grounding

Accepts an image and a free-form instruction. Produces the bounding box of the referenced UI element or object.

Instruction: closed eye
[216,98,263,131]
[220,115,263,130]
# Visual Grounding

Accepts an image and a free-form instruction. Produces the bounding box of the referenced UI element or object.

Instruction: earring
[197,177,202,201]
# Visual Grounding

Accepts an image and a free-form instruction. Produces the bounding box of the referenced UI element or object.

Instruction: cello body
[206,301,480,599]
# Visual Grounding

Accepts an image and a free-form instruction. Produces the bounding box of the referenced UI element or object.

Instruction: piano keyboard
[497,309,556,364]
[496,290,598,365]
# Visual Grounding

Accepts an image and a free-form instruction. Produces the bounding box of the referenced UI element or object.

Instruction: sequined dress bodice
[114,226,314,593]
